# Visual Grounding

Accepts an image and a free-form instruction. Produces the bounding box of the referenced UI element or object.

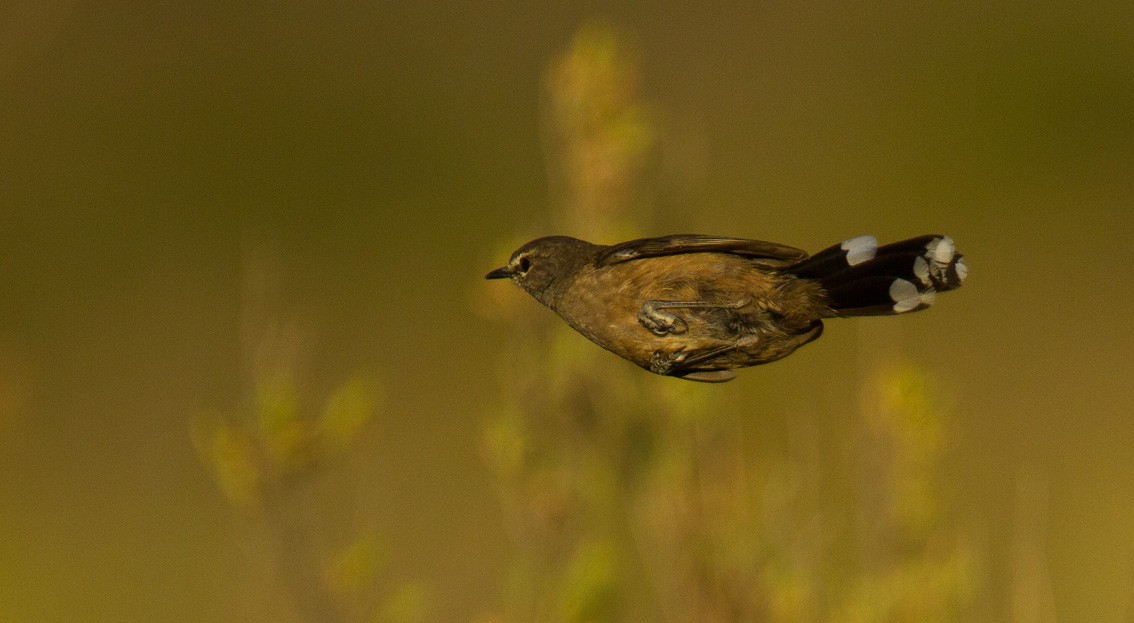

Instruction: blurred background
[1,1,1132,621]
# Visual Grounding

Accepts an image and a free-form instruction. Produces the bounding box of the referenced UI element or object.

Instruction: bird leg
[649,335,760,376]
[637,299,750,336]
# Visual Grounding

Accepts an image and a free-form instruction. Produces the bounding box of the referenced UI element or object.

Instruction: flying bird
[486,233,966,382]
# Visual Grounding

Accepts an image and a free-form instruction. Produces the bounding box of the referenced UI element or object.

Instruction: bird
[486,233,966,382]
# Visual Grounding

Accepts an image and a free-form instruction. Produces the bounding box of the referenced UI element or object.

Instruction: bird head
[485,236,598,307]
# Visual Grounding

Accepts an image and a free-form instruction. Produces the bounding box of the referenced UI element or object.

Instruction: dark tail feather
[787,234,879,279]
[784,234,967,317]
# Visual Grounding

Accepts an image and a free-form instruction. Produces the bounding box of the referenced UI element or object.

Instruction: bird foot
[637,298,749,336]
[649,348,688,374]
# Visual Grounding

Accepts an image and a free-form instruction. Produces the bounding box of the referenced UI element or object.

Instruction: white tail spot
[955,257,968,283]
[913,256,931,286]
[926,236,955,264]
[889,278,921,313]
[841,234,877,266]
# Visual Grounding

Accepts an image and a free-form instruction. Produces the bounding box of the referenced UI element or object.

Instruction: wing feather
[595,234,808,267]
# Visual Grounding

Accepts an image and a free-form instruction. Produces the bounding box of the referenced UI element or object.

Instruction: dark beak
[485,266,514,280]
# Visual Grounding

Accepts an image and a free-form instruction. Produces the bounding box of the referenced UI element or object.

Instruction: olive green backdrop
[1,1,1131,621]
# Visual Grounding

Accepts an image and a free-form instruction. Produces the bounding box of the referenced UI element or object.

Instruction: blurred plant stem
[476,23,980,622]
[541,21,657,239]
[1010,468,1055,623]
[192,240,428,623]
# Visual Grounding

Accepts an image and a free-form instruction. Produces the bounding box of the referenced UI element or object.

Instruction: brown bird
[486,234,966,382]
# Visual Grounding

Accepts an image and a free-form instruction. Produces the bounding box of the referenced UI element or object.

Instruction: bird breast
[549,254,802,369]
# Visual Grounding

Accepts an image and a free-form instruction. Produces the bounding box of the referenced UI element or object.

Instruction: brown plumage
[486,234,966,382]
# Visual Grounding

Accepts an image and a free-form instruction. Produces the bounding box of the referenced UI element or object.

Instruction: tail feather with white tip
[785,234,966,317]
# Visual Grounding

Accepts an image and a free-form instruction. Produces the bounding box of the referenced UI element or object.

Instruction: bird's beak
[485,265,514,280]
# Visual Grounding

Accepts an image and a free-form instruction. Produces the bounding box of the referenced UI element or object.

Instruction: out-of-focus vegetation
[476,25,979,622]
[3,2,1131,621]
[192,247,429,623]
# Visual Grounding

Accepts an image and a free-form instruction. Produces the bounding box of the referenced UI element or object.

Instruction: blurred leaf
[863,364,952,542]
[255,375,300,435]
[761,563,815,623]
[833,538,978,623]
[481,406,529,483]
[190,417,262,508]
[608,106,657,159]
[324,533,386,598]
[871,364,946,456]
[255,375,318,474]
[557,539,622,623]
[550,22,639,125]
[321,376,380,449]
[373,582,432,623]
[543,21,658,236]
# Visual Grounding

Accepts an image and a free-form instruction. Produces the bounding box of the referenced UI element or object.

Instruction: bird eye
[517,256,532,273]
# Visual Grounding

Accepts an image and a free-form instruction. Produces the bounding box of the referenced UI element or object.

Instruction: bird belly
[553,256,775,370]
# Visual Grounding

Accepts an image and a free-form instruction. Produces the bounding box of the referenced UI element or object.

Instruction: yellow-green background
[1,1,1131,621]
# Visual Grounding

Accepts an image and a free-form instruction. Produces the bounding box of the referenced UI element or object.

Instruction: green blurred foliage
[835,364,980,623]
[325,533,386,598]
[558,539,623,622]
[193,372,381,508]
[2,2,1130,621]
[322,377,383,450]
[477,24,983,623]
[191,308,428,622]
[373,582,434,623]
[542,21,659,238]
[191,416,262,509]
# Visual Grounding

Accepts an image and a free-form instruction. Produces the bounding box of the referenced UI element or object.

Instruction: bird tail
[784,234,967,317]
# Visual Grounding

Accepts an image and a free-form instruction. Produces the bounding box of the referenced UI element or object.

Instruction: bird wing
[595,234,808,267]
